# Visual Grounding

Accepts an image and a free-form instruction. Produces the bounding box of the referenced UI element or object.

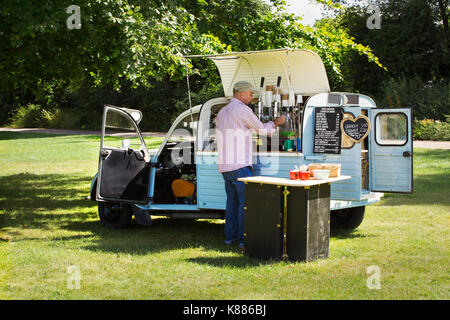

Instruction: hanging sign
[340,115,371,143]
[313,107,344,154]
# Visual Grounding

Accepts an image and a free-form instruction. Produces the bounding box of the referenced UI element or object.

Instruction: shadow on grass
[0,173,96,231]
[0,172,261,266]
[4,152,447,268]
[187,256,276,268]
[61,218,277,267]
[330,228,373,239]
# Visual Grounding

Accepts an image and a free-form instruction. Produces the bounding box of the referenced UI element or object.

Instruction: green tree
[0,0,386,129]
[0,0,227,93]
[324,0,449,119]
[0,0,228,124]
[325,0,449,89]
[179,0,383,88]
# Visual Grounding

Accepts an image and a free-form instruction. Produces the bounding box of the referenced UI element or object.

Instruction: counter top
[196,151,303,157]
[238,175,351,187]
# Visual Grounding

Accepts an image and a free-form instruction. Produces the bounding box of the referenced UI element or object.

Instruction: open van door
[97,105,150,204]
[369,108,413,193]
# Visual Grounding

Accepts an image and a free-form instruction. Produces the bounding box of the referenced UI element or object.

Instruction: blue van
[89,49,413,230]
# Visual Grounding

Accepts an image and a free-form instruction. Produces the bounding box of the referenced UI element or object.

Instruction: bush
[9,104,52,128]
[48,108,102,130]
[5,77,222,132]
[66,81,193,132]
[4,75,224,132]
[413,116,450,141]
[8,104,101,130]
[378,77,449,121]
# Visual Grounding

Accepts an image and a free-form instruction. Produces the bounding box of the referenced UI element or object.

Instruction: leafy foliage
[1,0,385,130]
[327,0,449,96]
[0,0,228,92]
[413,117,450,141]
[378,77,449,121]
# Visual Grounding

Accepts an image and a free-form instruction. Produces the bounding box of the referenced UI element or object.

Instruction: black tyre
[98,202,132,229]
[331,206,365,230]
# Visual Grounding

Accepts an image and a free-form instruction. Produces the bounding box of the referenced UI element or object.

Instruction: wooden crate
[308,163,341,178]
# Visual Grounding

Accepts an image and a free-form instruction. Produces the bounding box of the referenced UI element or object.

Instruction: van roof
[185,48,330,98]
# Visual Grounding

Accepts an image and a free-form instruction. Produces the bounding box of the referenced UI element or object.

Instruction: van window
[159,112,198,167]
[202,103,227,151]
[375,113,408,146]
[168,112,198,144]
[103,108,143,150]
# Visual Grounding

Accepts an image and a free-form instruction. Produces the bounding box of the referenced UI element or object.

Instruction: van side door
[97,105,150,204]
[369,108,413,193]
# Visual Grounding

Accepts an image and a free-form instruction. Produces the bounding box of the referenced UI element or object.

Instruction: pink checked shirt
[216,98,276,173]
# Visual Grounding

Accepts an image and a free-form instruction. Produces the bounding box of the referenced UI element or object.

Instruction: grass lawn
[0,132,448,300]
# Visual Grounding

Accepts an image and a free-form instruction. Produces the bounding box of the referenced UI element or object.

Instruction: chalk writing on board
[340,115,371,143]
[313,107,343,154]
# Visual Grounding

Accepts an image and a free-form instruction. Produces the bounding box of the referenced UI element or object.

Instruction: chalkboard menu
[313,107,343,154]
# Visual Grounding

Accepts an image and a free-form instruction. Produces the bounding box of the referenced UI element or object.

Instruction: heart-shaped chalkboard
[340,115,371,143]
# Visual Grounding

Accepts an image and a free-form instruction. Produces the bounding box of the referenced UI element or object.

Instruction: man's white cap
[233,81,256,93]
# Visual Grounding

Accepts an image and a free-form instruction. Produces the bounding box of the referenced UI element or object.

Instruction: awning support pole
[184,57,193,122]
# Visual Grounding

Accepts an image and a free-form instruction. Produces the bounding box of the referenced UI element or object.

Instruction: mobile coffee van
[89,49,413,230]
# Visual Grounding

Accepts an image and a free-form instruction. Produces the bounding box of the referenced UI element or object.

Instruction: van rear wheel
[98,202,132,229]
[331,206,365,230]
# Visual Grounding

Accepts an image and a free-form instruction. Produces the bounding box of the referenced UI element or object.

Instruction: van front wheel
[98,202,132,229]
[331,206,365,230]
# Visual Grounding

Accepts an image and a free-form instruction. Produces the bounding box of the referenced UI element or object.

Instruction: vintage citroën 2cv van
[88,49,413,232]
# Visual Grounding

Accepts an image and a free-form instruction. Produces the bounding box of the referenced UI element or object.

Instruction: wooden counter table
[237,175,351,262]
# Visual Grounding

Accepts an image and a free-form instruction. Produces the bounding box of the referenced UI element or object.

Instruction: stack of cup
[290,169,299,180]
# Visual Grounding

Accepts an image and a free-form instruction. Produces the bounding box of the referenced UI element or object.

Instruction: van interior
[153,112,198,204]
[151,99,372,204]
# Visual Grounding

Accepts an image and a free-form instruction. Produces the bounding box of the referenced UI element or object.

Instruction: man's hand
[274,115,286,127]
